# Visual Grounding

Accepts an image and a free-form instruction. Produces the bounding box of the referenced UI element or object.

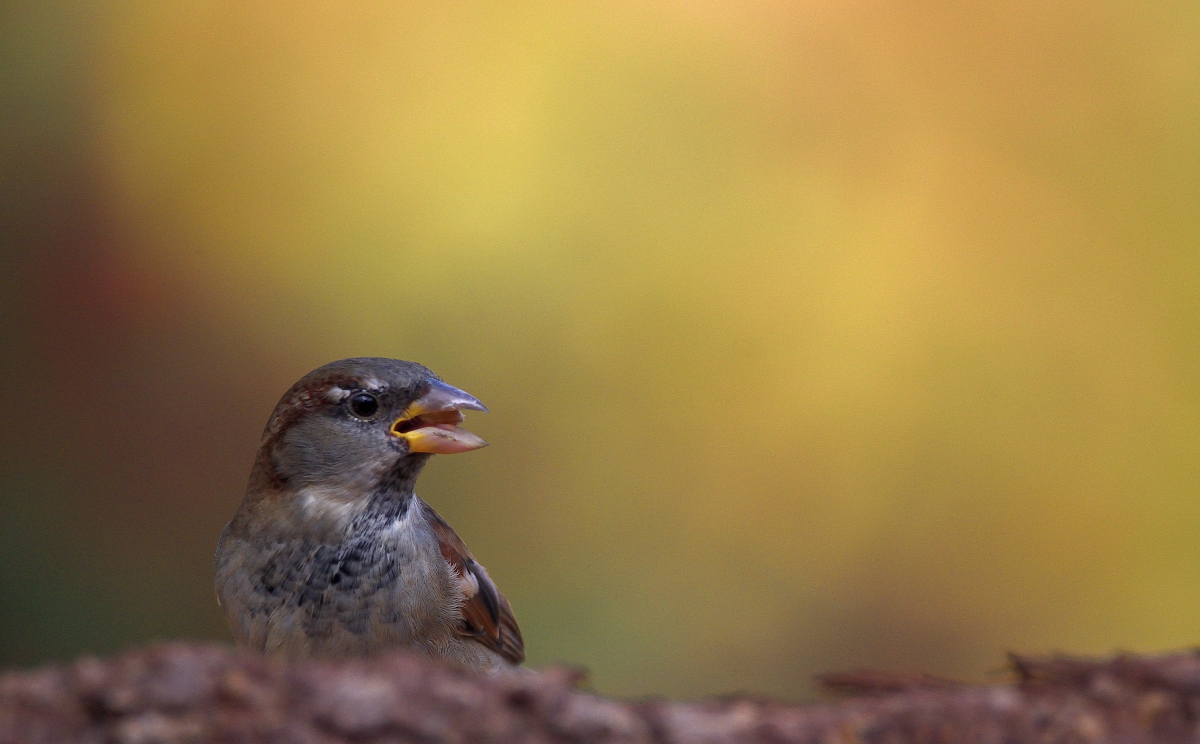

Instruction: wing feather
[420,500,525,664]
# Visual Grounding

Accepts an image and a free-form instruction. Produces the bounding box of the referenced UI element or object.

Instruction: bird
[214,357,523,673]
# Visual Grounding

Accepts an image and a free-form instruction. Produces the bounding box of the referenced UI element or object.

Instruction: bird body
[215,358,522,672]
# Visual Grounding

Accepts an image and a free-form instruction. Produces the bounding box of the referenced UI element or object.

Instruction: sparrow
[214,358,523,672]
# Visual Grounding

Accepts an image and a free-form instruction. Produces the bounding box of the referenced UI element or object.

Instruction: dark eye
[348,392,380,420]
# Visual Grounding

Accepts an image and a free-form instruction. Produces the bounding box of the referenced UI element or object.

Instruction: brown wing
[420,500,525,664]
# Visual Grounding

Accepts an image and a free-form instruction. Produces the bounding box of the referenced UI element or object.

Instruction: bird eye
[348,392,380,420]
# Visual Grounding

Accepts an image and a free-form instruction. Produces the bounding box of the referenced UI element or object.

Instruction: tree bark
[2,643,1198,743]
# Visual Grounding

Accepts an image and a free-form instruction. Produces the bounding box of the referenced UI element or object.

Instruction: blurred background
[2,1,1200,700]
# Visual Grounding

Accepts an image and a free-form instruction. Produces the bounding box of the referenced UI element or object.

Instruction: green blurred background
[2,1,1200,699]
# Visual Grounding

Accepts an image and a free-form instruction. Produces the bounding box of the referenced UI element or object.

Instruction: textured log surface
[3,643,1200,743]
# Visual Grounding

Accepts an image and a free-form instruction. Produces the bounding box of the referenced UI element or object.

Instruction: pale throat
[294,485,372,531]
[289,458,422,536]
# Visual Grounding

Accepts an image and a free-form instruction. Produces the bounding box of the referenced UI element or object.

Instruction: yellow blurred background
[2,1,1200,699]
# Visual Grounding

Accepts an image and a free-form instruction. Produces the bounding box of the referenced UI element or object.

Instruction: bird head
[252,358,488,497]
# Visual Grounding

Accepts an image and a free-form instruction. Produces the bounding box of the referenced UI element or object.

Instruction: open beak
[390,379,489,454]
